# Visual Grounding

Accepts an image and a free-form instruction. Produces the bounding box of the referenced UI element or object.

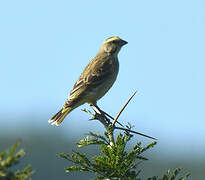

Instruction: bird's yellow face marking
[104,37,120,44]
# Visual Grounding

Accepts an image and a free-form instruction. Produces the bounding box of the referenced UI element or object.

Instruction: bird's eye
[110,41,116,45]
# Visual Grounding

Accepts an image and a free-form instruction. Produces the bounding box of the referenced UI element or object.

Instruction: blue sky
[1,0,205,157]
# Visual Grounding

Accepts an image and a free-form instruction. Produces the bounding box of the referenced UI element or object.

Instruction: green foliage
[0,141,34,180]
[60,131,190,180]
[148,167,190,180]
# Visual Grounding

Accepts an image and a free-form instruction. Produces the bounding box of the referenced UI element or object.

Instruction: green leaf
[66,166,88,172]
[0,141,34,180]
[77,136,105,148]
[141,141,157,153]
[88,132,109,143]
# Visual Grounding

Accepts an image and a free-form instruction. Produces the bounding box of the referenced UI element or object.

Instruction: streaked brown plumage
[49,37,127,126]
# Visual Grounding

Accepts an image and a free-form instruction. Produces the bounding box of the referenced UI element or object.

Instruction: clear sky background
[1,0,205,167]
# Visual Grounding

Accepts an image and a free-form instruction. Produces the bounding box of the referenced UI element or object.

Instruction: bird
[48,36,127,126]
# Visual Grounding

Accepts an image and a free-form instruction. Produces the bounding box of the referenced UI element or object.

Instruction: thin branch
[115,127,157,140]
[88,106,115,146]
[112,91,137,127]
[101,110,124,127]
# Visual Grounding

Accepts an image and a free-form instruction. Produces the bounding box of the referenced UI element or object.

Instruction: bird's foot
[89,104,112,125]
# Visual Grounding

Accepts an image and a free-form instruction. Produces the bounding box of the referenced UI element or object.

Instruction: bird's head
[100,36,128,55]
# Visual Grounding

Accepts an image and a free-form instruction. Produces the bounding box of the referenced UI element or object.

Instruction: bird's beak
[120,39,128,46]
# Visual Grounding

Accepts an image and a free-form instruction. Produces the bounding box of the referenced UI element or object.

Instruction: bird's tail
[48,107,73,126]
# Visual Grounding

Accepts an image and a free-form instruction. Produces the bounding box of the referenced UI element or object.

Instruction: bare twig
[112,91,137,127]
[115,127,157,140]
[101,110,124,127]
[88,105,115,146]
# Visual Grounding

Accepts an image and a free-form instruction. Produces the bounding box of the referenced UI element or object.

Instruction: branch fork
[82,91,157,146]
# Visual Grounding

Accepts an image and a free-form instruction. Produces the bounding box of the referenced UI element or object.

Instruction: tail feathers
[48,107,72,126]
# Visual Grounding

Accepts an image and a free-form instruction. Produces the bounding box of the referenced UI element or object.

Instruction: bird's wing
[84,57,114,87]
[64,55,114,107]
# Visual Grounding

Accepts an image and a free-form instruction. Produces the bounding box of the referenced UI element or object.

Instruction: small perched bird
[49,37,127,126]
